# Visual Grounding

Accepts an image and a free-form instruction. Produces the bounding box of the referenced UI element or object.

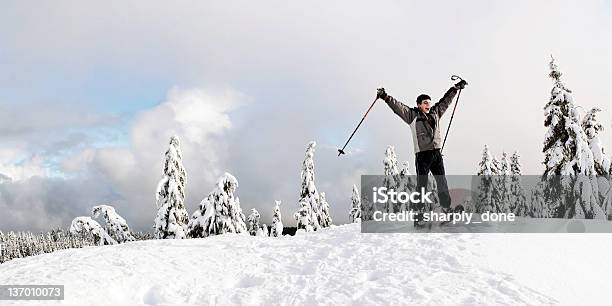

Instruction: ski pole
[338,96,379,156]
[441,75,464,154]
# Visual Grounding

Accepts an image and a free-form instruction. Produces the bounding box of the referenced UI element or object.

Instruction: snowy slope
[0,224,611,305]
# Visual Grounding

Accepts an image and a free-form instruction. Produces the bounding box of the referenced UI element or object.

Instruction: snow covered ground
[1,224,611,305]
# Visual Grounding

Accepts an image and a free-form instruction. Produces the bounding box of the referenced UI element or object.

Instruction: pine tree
[349,184,362,223]
[495,152,511,213]
[318,192,333,228]
[383,145,400,212]
[261,224,269,237]
[271,200,284,237]
[583,108,612,219]
[529,185,548,218]
[246,208,261,236]
[602,190,612,220]
[582,107,610,175]
[462,198,475,213]
[543,57,596,176]
[294,141,321,231]
[187,172,248,238]
[509,152,529,216]
[542,57,603,219]
[154,136,189,239]
[398,161,417,211]
[399,161,411,176]
[476,145,497,212]
[294,200,313,232]
[70,217,116,246]
[91,205,135,243]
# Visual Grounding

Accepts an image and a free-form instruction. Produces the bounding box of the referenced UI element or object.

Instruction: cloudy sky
[1,0,611,231]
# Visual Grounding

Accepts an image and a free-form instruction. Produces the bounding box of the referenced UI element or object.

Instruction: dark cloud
[0,175,119,232]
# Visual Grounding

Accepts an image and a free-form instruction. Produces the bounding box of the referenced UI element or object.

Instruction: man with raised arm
[376,79,467,226]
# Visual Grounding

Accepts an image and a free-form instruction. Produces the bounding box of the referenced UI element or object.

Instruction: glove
[377,87,388,100]
[454,80,468,90]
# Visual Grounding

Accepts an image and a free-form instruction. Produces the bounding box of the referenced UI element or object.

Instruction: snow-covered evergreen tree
[294,141,321,232]
[271,200,284,237]
[261,224,269,237]
[70,217,116,246]
[187,172,248,238]
[318,192,333,228]
[476,145,497,212]
[582,107,610,176]
[0,229,100,264]
[154,136,189,239]
[509,152,529,216]
[399,161,411,176]
[543,57,596,176]
[383,145,400,212]
[462,198,475,213]
[530,184,549,218]
[398,161,417,211]
[601,187,612,220]
[91,205,135,243]
[494,152,511,213]
[583,108,612,219]
[294,200,313,232]
[246,208,261,236]
[542,57,603,219]
[349,184,362,223]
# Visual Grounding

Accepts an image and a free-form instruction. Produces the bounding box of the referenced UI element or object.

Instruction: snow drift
[1,224,611,305]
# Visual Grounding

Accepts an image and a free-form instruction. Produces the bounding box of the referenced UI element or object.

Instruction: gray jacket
[383,87,458,153]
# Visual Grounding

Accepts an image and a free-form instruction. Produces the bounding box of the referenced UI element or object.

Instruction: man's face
[418,99,431,113]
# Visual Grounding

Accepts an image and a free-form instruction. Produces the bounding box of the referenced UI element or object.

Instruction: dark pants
[415,149,451,209]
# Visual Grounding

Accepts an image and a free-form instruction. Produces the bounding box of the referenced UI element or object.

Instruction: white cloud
[2,0,612,230]
[90,86,245,227]
[0,150,48,181]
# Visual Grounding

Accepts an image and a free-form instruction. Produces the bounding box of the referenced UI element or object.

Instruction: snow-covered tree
[70,217,116,246]
[543,57,596,177]
[601,186,612,220]
[462,198,475,213]
[398,161,417,210]
[294,200,313,232]
[318,192,333,228]
[494,152,511,213]
[509,152,529,216]
[187,172,248,238]
[542,57,603,219]
[476,145,497,212]
[271,200,284,237]
[399,161,411,176]
[530,184,549,218]
[91,205,135,243]
[294,141,321,232]
[154,136,189,239]
[582,107,610,176]
[383,145,401,212]
[246,208,261,236]
[349,184,362,223]
[0,229,100,264]
[571,175,606,219]
[261,224,269,237]
[583,108,612,218]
